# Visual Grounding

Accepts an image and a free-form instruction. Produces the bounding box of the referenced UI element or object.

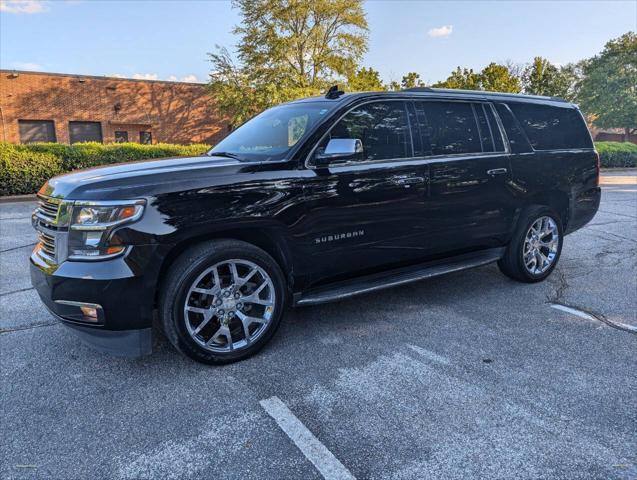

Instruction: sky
[1,0,635,84]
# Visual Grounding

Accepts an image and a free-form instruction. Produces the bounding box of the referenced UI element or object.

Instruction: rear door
[415,100,516,253]
[299,100,430,284]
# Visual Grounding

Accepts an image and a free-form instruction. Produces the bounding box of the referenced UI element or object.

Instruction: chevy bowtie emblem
[315,230,365,244]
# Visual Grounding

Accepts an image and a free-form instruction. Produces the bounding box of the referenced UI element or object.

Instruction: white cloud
[166,75,178,81]
[11,61,43,70]
[0,0,48,14]
[132,73,159,80]
[428,25,453,38]
[180,74,198,83]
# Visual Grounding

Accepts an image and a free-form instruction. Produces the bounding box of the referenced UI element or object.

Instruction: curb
[0,194,37,204]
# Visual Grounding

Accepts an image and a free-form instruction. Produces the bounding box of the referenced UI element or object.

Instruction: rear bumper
[565,186,601,234]
[30,244,162,357]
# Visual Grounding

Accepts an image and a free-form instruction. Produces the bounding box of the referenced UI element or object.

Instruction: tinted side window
[327,101,412,161]
[494,103,532,153]
[416,101,482,155]
[508,103,593,150]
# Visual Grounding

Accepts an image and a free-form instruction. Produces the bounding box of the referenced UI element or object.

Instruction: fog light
[54,300,103,324]
[80,306,98,321]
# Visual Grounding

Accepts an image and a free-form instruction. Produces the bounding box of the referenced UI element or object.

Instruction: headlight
[68,200,145,260]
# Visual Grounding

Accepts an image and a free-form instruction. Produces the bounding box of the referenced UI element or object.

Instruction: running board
[294,248,504,307]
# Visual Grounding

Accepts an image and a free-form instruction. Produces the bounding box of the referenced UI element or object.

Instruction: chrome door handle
[390,175,424,185]
[487,168,508,176]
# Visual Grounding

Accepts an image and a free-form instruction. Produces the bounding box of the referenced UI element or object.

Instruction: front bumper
[30,244,162,357]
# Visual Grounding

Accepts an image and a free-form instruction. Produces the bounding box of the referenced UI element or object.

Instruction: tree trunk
[625,127,630,142]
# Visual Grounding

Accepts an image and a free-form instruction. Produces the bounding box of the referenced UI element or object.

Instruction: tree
[348,67,386,91]
[522,56,570,97]
[401,72,425,89]
[558,60,587,102]
[209,0,369,126]
[479,62,521,93]
[388,80,401,91]
[432,67,480,90]
[578,31,637,139]
[433,63,520,93]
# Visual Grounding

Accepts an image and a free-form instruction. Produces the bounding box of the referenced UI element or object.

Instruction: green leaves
[347,67,385,92]
[0,142,211,196]
[595,141,637,168]
[432,64,519,93]
[578,32,637,132]
[209,0,368,126]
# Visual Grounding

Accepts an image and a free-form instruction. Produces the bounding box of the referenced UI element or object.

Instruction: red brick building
[0,70,228,145]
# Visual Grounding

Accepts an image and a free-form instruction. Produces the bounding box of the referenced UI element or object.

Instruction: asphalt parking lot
[1,178,636,480]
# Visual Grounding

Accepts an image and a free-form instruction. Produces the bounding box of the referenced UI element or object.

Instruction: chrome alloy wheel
[523,216,560,275]
[183,259,275,353]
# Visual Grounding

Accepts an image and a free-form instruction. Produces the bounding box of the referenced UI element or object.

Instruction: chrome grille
[38,230,56,259]
[36,194,61,225]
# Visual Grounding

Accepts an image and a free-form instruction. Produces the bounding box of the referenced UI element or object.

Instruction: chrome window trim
[326,152,512,173]
[305,98,512,170]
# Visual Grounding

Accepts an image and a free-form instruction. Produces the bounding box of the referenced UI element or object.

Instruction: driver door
[298,100,430,285]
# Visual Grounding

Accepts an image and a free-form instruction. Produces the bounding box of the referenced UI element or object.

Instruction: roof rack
[401,87,568,103]
[401,87,434,92]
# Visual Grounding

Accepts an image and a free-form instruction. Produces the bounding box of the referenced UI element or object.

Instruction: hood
[40,155,251,200]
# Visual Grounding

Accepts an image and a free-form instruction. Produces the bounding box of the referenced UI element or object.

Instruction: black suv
[31,88,600,364]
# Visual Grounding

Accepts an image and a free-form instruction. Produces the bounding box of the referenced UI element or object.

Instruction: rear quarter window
[507,103,593,150]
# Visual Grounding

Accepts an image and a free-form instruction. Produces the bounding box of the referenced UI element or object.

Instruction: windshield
[208,102,333,161]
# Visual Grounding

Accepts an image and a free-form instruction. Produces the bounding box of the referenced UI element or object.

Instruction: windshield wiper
[207,151,244,161]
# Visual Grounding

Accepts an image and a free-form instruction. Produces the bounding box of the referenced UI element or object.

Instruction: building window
[140,131,152,144]
[69,121,103,144]
[114,131,128,143]
[18,120,56,143]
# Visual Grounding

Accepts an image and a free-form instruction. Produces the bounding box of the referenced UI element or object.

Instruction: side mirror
[314,138,363,167]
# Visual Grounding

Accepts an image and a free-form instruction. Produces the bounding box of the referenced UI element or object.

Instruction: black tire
[498,205,564,283]
[159,239,287,364]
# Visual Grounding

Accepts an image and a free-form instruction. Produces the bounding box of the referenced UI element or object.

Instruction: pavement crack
[547,268,636,335]
[547,268,568,304]
[1,242,36,253]
[550,302,637,335]
[0,321,58,334]
[0,287,34,297]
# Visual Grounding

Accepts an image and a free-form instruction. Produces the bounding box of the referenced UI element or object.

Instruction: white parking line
[550,304,598,321]
[550,304,637,333]
[407,344,451,365]
[259,396,356,480]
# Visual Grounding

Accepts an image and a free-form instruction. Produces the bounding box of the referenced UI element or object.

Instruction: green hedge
[0,144,64,196]
[595,141,637,168]
[0,142,211,196]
